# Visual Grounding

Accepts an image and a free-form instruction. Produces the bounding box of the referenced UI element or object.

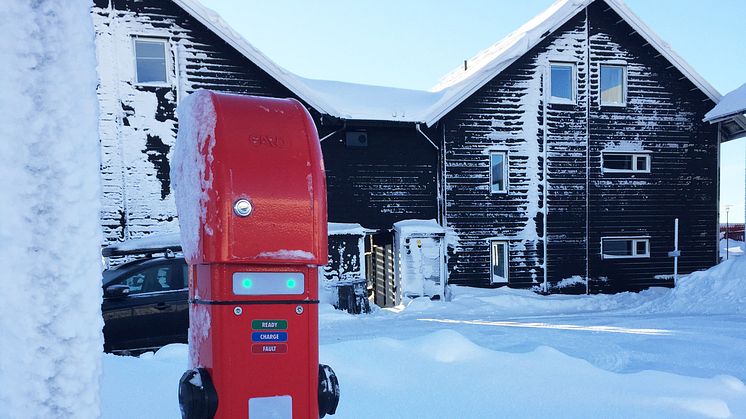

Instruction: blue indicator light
[286,279,296,288]
[242,278,253,288]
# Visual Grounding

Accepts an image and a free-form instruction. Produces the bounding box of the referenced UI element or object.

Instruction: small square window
[345,131,368,148]
[491,241,509,283]
[134,38,168,84]
[549,63,575,104]
[490,152,508,193]
[600,65,626,106]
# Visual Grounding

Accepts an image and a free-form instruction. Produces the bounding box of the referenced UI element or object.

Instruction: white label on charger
[249,395,292,418]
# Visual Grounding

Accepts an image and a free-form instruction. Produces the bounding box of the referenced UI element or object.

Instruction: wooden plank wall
[93,0,299,244]
[442,5,718,292]
[94,1,439,248]
[586,2,718,292]
[322,126,438,230]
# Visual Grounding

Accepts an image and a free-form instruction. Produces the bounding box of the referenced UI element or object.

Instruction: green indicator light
[242,278,253,288]
[286,279,296,288]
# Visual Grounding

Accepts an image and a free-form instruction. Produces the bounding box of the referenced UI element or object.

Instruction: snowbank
[720,239,744,260]
[636,257,746,315]
[0,1,103,417]
[322,330,746,419]
[170,90,217,262]
[397,256,746,317]
[102,331,746,418]
[101,346,187,419]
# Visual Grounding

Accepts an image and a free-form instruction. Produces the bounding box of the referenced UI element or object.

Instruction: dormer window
[134,38,169,85]
[549,63,576,104]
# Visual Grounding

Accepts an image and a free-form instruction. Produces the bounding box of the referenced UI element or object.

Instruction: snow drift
[638,257,746,314]
[0,1,103,417]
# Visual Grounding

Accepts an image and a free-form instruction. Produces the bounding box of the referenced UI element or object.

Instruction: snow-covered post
[0,1,103,417]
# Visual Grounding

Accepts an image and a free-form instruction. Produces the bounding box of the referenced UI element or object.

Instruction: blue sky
[201,0,745,222]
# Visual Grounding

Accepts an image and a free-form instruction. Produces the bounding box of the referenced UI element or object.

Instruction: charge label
[252,344,288,354]
[252,332,288,342]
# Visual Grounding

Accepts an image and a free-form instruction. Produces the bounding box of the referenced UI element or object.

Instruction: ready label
[252,320,288,330]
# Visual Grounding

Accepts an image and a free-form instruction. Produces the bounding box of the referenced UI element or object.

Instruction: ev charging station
[174,91,340,419]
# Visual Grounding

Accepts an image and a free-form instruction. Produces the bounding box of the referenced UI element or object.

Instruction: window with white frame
[601,237,650,259]
[490,152,508,193]
[491,241,509,283]
[134,38,169,84]
[600,65,626,106]
[549,63,576,104]
[602,152,650,173]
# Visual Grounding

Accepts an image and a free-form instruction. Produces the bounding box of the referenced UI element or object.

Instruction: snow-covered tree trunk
[0,1,103,418]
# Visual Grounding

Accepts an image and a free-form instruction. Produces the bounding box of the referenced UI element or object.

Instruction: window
[134,38,168,84]
[600,65,626,106]
[601,237,650,259]
[491,241,509,283]
[345,131,368,148]
[182,263,190,289]
[549,63,575,104]
[602,152,651,173]
[118,265,173,295]
[490,152,508,193]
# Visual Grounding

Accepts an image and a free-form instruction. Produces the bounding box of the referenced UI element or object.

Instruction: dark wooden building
[426,0,729,293]
[92,0,735,294]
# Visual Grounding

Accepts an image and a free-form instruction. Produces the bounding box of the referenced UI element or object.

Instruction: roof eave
[424,0,723,126]
[603,0,721,103]
[423,0,590,126]
[172,0,334,116]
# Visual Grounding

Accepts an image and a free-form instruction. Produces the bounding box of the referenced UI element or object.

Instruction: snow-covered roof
[172,0,333,116]
[328,222,375,236]
[174,0,723,127]
[423,0,722,125]
[295,78,443,123]
[173,0,440,123]
[103,232,182,256]
[705,82,746,122]
[393,219,446,236]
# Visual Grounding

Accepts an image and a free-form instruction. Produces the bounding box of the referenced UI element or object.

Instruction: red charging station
[176,91,339,419]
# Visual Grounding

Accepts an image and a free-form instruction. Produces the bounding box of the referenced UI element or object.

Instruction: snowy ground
[102,257,746,418]
[720,238,745,260]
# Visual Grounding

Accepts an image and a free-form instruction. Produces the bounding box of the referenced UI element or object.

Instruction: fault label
[252,331,288,343]
[252,344,289,354]
[252,320,288,330]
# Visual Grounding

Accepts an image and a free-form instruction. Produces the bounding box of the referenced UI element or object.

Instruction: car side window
[120,265,172,295]
[181,263,189,289]
[165,262,188,291]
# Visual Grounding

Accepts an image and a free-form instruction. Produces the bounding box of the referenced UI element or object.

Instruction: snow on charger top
[170,90,328,265]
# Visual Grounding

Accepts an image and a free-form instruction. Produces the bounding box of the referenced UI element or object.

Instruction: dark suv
[102,239,188,354]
